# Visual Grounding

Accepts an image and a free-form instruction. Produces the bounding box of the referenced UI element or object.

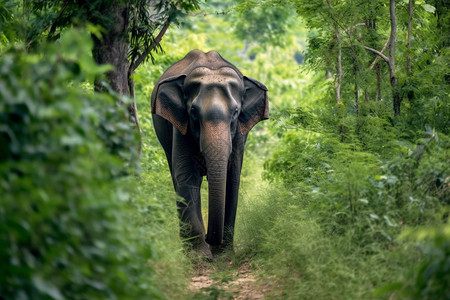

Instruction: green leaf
[374,175,387,181]
[372,282,403,296]
[369,213,379,220]
[383,215,397,227]
[32,277,64,300]
[423,4,436,13]
[358,198,369,204]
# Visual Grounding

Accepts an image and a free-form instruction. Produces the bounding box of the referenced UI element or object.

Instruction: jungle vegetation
[1,0,448,299]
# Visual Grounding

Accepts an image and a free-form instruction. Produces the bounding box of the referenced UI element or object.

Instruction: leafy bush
[375,225,450,300]
[264,103,448,246]
[401,225,450,300]
[0,30,163,299]
[236,179,418,300]
[259,93,449,297]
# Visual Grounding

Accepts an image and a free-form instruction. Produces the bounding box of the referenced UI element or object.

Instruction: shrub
[0,30,162,299]
[375,224,450,300]
[264,104,447,246]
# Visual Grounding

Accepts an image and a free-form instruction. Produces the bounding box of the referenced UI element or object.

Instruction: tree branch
[47,2,69,41]
[129,19,171,75]
[126,19,170,147]
[407,0,414,75]
[363,46,390,64]
[324,0,347,34]
[344,23,366,35]
[369,37,390,69]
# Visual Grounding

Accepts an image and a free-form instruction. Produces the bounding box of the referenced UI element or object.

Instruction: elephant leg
[176,185,206,245]
[152,114,176,190]
[172,129,212,259]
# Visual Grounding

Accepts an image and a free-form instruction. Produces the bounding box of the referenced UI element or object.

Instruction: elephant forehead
[185,67,243,86]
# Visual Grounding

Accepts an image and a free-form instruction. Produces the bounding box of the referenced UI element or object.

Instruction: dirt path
[190,261,272,299]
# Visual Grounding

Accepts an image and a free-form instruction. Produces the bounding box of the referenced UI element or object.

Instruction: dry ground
[190,261,274,299]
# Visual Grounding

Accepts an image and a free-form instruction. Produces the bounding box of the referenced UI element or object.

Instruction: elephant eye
[232,107,239,119]
[190,105,199,120]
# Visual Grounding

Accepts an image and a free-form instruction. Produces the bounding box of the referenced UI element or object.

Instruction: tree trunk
[376,62,382,101]
[364,90,370,102]
[364,0,399,114]
[351,49,359,116]
[407,0,414,75]
[365,16,377,103]
[128,78,143,138]
[336,30,343,105]
[91,3,142,136]
[92,4,129,95]
[392,77,401,116]
[389,0,400,116]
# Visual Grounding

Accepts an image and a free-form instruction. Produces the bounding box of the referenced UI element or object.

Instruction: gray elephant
[151,50,269,259]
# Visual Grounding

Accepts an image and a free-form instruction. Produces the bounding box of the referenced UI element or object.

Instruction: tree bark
[389,0,400,116]
[336,30,343,105]
[364,17,377,103]
[364,46,389,64]
[407,0,414,75]
[364,0,399,115]
[91,2,154,140]
[364,90,370,102]
[90,2,145,131]
[351,49,359,116]
[92,4,130,96]
[376,62,382,101]
[126,19,171,140]
[369,37,390,70]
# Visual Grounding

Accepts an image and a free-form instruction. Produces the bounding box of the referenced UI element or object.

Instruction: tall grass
[233,132,446,299]
[133,98,193,299]
[236,172,419,299]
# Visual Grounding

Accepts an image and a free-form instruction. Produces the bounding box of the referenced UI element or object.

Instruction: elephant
[151,50,269,259]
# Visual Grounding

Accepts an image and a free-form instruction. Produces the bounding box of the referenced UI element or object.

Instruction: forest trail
[190,260,274,299]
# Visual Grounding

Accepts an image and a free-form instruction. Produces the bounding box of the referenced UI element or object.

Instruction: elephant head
[151,50,268,246]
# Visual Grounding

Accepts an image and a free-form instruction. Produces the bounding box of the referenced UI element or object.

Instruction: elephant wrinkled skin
[151,50,269,259]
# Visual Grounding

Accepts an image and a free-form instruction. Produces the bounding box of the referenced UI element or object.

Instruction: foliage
[250,1,450,296]
[127,0,202,64]
[373,224,450,300]
[1,0,448,298]
[239,109,448,299]
[235,164,419,299]
[135,1,449,297]
[131,59,194,300]
[398,225,450,299]
[232,0,297,47]
[15,0,201,51]
[0,28,173,299]
[265,102,448,240]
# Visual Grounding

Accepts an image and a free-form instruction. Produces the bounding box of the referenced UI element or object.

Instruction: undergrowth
[233,101,449,299]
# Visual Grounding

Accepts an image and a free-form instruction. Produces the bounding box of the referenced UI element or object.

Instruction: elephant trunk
[201,122,231,246]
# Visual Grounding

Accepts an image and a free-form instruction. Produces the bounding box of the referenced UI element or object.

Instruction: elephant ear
[238,76,269,136]
[151,75,188,135]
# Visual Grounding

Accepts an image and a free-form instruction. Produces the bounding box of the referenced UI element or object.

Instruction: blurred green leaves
[374,224,450,299]
[232,0,297,47]
[0,28,160,299]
